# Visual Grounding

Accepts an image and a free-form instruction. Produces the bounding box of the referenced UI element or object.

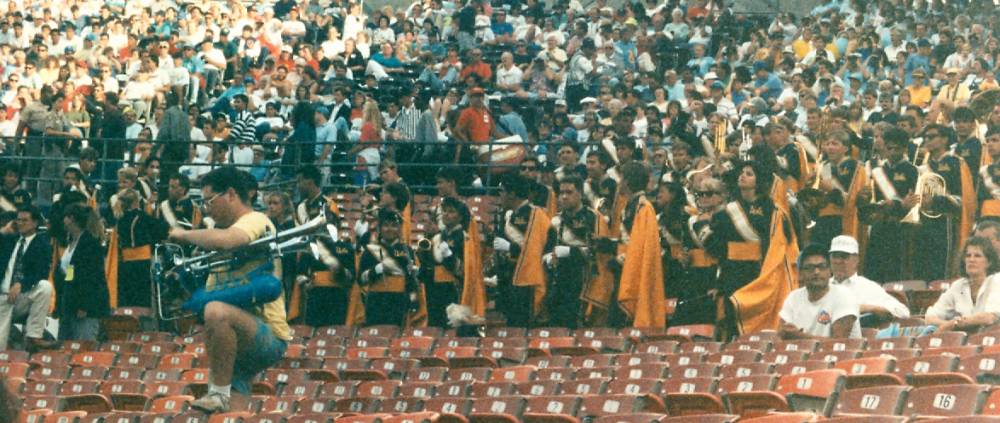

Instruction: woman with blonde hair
[352,100,383,181]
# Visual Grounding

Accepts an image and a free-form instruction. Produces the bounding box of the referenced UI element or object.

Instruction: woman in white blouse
[926,237,1000,332]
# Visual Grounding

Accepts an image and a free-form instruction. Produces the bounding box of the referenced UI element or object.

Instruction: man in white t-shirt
[779,244,862,339]
[829,235,910,324]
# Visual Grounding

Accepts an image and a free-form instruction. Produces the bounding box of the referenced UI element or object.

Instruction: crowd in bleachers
[3,0,1000,420]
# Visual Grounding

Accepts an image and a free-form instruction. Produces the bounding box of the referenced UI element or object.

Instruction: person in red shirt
[453,87,497,164]
[459,49,493,82]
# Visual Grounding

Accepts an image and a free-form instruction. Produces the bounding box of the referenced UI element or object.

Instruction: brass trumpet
[902,170,947,224]
[417,237,433,251]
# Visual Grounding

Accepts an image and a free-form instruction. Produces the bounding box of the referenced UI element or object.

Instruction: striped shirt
[230,110,256,144]
[393,105,421,141]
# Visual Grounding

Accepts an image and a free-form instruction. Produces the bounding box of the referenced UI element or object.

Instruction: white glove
[354,220,369,237]
[554,245,571,258]
[493,237,511,252]
[484,276,498,287]
[374,263,385,275]
[435,241,453,259]
[542,253,554,266]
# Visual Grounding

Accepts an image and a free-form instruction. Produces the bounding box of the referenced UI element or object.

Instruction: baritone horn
[902,170,947,224]
[152,208,340,321]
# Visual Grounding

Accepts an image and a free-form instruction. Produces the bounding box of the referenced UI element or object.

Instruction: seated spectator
[0,206,53,351]
[926,236,1000,332]
[779,243,861,339]
[828,235,910,325]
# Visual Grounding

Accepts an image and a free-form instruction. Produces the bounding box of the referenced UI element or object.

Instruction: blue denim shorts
[232,318,287,395]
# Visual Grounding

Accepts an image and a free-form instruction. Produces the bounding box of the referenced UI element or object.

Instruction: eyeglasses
[694,191,718,198]
[800,262,829,272]
[201,192,223,211]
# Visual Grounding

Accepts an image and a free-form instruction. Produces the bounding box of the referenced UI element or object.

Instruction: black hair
[500,173,531,199]
[621,161,649,193]
[440,196,470,227]
[798,243,830,267]
[169,173,191,190]
[558,174,584,195]
[200,166,252,202]
[17,205,42,225]
[296,165,323,186]
[383,182,410,212]
[63,202,91,230]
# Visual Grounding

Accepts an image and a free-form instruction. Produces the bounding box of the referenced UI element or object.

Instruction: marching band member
[113,189,167,308]
[979,128,1000,218]
[377,161,413,243]
[137,156,160,215]
[765,121,809,192]
[706,160,798,337]
[430,169,461,232]
[810,130,866,250]
[583,150,617,215]
[357,209,420,326]
[520,155,558,217]
[167,167,292,414]
[673,177,725,326]
[614,162,665,328]
[418,197,484,327]
[491,174,552,327]
[544,175,609,328]
[912,124,976,280]
[654,181,689,300]
[859,127,918,282]
[157,174,202,231]
[289,166,348,324]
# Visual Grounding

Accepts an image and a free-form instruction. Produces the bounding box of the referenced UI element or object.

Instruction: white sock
[209,383,231,397]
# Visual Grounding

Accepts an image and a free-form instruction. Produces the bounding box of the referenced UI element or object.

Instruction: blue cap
[753,60,769,73]
[710,81,725,90]
[243,76,256,84]
[917,39,931,47]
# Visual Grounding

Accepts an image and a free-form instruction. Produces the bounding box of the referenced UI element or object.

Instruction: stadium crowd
[0,0,998,362]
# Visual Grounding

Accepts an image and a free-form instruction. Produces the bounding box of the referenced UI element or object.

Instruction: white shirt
[2,233,35,293]
[926,276,1000,321]
[496,65,523,89]
[780,284,862,338]
[832,273,910,319]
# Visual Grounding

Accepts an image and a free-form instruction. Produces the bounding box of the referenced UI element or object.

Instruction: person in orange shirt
[906,68,932,109]
[459,49,493,82]
[453,87,497,164]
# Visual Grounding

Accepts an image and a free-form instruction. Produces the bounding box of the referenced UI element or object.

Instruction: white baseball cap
[829,235,859,255]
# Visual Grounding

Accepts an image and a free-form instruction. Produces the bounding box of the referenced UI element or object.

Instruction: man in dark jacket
[0,206,53,351]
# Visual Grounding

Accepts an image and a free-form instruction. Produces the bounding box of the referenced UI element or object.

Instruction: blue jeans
[231,318,287,395]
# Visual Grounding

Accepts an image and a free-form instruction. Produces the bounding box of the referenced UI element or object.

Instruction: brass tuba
[902,169,947,224]
[152,209,339,321]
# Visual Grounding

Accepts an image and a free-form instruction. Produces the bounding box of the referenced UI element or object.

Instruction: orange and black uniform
[705,198,774,296]
[860,158,917,282]
[419,225,465,327]
[116,208,167,307]
[812,158,860,249]
[546,206,601,328]
[495,202,553,327]
[358,238,417,326]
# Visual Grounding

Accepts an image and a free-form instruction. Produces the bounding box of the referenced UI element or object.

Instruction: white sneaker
[190,392,230,413]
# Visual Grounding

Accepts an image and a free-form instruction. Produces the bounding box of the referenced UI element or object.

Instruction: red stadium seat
[663,378,726,416]
[833,385,909,417]
[381,396,426,413]
[772,340,819,353]
[470,382,516,398]
[605,379,663,395]
[717,375,778,395]
[591,413,665,423]
[706,350,762,365]
[634,341,680,354]
[762,351,812,365]
[678,342,722,354]
[894,355,971,387]
[773,360,832,376]
[654,325,716,343]
[517,380,561,396]
[577,394,667,420]
[438,381,474,397]
[614,363,669,380]
[448,367,493,382]
[356,380,402,398]
[23,380,62,396]
[577,337,631,353]
[961,353,1000,384]
[901,383,990,418]
[148,395,194,413]
[671,363,720,379]
[70,351,116,367]
[526,355,571,369]
[423,397,472,415]
[737,412,820,422]
[859,349,919,360]
[833,357,903,389]
[535,368,576,381]
[720,363,774,378]
[397,381,439,398]
[570,354,616,369]
[574,367,615,380]
[60,381,101,396]
[724,369,846,418]
[333,396,382,413]
[256,396,301,414]
[490,365,536,382]
[559,378,610,395]
[663,354,703,367]
[659,415,739,423]
[722,341,771,353]
[915,331,968,349]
